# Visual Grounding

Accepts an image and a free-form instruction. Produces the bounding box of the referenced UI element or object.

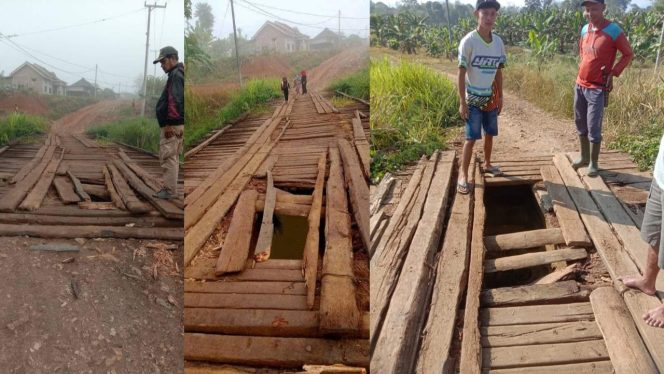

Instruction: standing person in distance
[281,77,290,102]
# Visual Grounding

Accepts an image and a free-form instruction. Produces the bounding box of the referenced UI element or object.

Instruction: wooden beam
[184,293,308,310]
[338,138,370,250]
[483,340,609,370]
[53,176,81,204]
[534,263,579,284]
[19,148,64,211]
[215,189,258,274]
[303,152,326,309]
[185,281,306,295]
[254,172,276,262]
[484,248,587,273]
[107,162,150,214]
[370,173,394,216]
[102,165,126,210]
[481,302,595,326]
[0,145,57,212]
[0,223,182,240]
[540,165,591,246]
[480,280,589,307]
[319,147,360,334]
[67,169,91,202]
[590,287,657,374]
[10,143,48,184]
[484,361,613,374]
[482,321,602,347]
[118,149,161,192]
[484,228,565,251]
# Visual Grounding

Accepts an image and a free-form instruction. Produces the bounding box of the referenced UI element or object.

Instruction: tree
[605,0,630,14]
[524,0,542,11]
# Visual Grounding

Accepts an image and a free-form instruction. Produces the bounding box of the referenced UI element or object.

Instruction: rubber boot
[572,136,590,170]
[587,141,601,177]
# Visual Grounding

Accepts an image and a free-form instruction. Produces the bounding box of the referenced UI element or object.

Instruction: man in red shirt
[572,0,633,177]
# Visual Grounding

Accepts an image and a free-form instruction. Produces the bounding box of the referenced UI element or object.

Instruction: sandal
[457,181,470,195]
[485,165,503,176]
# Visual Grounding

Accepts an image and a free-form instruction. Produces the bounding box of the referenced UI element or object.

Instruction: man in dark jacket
[153,46,184,199]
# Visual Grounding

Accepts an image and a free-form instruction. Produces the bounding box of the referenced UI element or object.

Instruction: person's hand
[164,125,174,139]
[497,97,504,115]
[459,102,469,120]
[605,74,614,92]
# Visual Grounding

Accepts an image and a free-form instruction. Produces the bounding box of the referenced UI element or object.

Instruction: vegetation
[87,117,161,154]
[42,96,99,120]
[371,58,460,182]
[0,113,49,145]
[329,68,370,100]
[185,79,281,151]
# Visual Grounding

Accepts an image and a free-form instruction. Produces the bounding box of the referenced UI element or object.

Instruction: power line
[238,0,368,19]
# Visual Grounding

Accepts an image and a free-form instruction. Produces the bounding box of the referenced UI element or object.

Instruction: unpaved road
[0,101,183,373]
[309,46,369,91]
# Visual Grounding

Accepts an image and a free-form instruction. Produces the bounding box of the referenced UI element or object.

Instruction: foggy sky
[0,0,184,93]
[378,0,653,9]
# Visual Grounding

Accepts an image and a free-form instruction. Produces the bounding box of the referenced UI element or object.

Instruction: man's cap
[476,0,500,10]
[153,46,178,64]
[581,0,604,6]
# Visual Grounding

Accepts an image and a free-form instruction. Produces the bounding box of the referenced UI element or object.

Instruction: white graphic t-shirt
[654,135,664,188]
[458,30,506,109]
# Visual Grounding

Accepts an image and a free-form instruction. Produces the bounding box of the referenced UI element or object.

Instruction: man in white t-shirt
[620,135,664,327]
[457,0,506,194]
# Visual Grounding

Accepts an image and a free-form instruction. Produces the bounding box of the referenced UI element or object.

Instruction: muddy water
[270,214,309,260]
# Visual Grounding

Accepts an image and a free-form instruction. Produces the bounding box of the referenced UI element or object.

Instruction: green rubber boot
[572,136,590,170]
[587,141,601,177]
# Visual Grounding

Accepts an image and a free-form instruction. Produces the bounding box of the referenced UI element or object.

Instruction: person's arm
[608,33,634,91]
[495,68,503,115]
[458,67,468,120]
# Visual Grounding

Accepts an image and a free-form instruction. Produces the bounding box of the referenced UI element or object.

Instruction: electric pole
[338,10,341,47]
[94,64,98,98]
[230,0,243,87]
[141,1,166,117]
[445,0,452,49]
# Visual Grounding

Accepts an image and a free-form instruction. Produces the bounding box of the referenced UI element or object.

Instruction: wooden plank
[535,263,579,284]
[184,334,369,368]
[319,147,360,334]
[10,142,48,184]
[19,148,63,211]
[0,223,183,240]
[460,155,486,374]
[0,145,57,212]
[483,340,609,369]
[185,265,304,282]
[185,281,306,295]
[482,321,602,347]
[484,175,542,186]
[540,165,591,246]
[102,165,126,210]
[338,139,370,250]
[78,201,117,210]
[485,248,587,273]
[185,309,369,339]
[590,287,657,374]
[370,173,394,216]
[481,302,595,326]
[254,172,276,262]
[484,361,613,374]
[184,293,308,310]
[118,149,162,192]
[372,151,455,374]
[0,213,177,227]
[215,189,258,274]
[303,153,326,309]
[67,169,91,202]
[484,228,565,251]
[480,281,589,307]
[416,159,474,374]
[81,183,110,200]
[107,163,150,213]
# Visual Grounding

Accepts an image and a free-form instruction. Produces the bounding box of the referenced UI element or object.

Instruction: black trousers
[302,79,307,94]
[283,90,289,101]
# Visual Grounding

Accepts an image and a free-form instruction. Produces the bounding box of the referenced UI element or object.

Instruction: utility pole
[94,64,98,98]
[141,1,166,117]
[656,15,664,75]
[338,10,341,48]
[230,0,243,87]
[445,0,452,49]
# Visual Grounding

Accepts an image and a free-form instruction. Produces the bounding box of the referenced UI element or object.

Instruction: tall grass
[329,68,370,100]
[43,96,99,120]
[0,113,49,145]
[185,79,280,150]
[371,58,461,182]
[87,117,160,154]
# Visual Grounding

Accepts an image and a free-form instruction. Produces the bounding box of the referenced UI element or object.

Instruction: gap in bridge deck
[484,184,549,288]
[270,214,309,260]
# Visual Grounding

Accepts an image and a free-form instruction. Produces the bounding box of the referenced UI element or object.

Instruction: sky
[0,0,184,93]
[192,0,370,41]
[377,0,654,9]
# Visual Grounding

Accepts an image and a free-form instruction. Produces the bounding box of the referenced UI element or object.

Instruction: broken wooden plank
[372,151,455,374]
[10,142,48,184]
[484,248,588,273]
[184,293,308,310]
[215,189,258,274]
[102,165,126,210]
[482,321,602,348]
[81,183,110,200]
[184,334,369,368]
[67,169,91,202]
[370,173,394,216]
[77,201,117,210]
[0,223,182,240]
[19,148,64,211]
[338,138,370,250]
[484,228,565,251]
[319,147,360,334]
[483,340,609,370]
[534,263,579,284]
[540,165,591,247]
[303,152,326,309]
[480,280,589,307]
[254,172,276,262]
[184,281,306,295]
[481,302,595,326]
[590,287,657,374]
[0,145,57,212]
[107,162,151,214]
[118,149,162,192]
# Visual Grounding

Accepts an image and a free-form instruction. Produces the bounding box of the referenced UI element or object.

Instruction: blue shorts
[465,106,498,140]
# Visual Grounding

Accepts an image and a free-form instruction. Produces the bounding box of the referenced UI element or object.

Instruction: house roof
[252,21,309,41]
[68,78,94,89]
[10,62,67,84]
[312,28,340,41]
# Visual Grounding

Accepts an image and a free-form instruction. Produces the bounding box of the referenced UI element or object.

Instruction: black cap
[476,0,500,10]
[581,0,604,5]
[153,46,178,64]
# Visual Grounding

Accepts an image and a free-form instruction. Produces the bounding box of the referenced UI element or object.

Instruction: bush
[87,117,160,154]
[329,68,370,100]
[0,113,49,145]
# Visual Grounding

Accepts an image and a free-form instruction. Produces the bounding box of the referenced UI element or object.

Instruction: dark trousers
[302,79,307,94]
[283,90,289,101]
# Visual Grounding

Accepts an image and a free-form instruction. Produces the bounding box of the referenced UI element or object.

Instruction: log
[184,281,306,295]
[81,183,110,200]
[482,321,603,348]
[184,334,369,368]
[215,189,258,274]
[480,280,589,307]
[10,142,48,184]
[0,213,178,227]
[0,145,57,212]
[19,148,64,211]
[77,202,118,210]
[484,228,565,251]
[107,162,151,214]
[67,169,91,202]
[303,152,326,309]
[484,361,613,374]
[254,172,276,262]
[301,364,366,374]
[590,287,657,374]
[540,165,591,246]
[338,138,370,250]
[102,165,126,210]
[534,263,579,284]
[0,223,182,240]
[372,151,455,374]
[483,340,609,370]
[53,176,81,204]
[319,147,360,334]
[184,293,308,310]
[481,302,595,326]
[118,149,162,192]
[484,248,588,273]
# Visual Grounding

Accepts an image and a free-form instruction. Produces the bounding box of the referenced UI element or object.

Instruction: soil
[0,94,49,117]
[308,46,369,91]
[51,100,131,136]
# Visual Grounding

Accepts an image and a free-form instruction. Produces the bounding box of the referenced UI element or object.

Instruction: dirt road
[309,46,369,91]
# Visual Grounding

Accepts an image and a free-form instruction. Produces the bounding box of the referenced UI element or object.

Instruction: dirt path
[308,46,368,91]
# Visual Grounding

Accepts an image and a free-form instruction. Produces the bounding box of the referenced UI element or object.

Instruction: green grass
[87,117,160,154]
[43,96,99,120]
[329,68,370,100]
[0,113,49,145]
[185,79,281,151]
[370,57,461,182]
